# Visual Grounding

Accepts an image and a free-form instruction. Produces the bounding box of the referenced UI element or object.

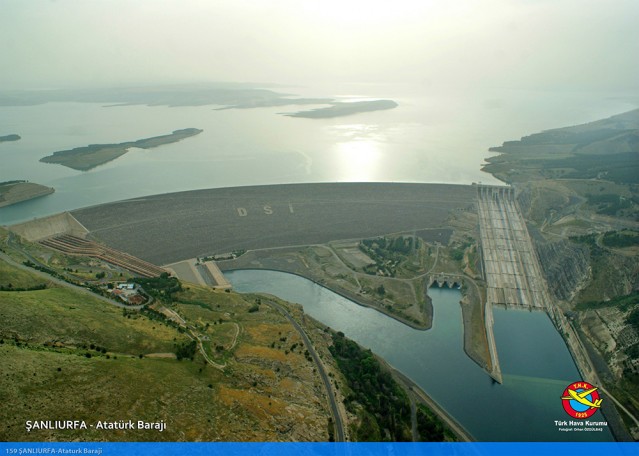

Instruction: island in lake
[284,100,399,119]
[0,84,399,120]
[39,128,203,171]
[0,134,21,143]
[0,180,54,208]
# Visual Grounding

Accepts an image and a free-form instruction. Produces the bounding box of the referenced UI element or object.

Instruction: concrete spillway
[477,185,552,310]
[476,185,555,383]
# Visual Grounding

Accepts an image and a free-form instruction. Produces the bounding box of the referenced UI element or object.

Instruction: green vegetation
[569,233,604,257]
[359,236,421,277]
[449,242,470,262]
[39,128,203,171]
[602,230,639,248]
[0,343,224,441]
[133,272,182,303]
[329,331,453,441]
[0,283,46,292]
[175,340,197,361]
[484,109,639,185]
[0,259,48,290]
[627,307,639,332]
[586,194,635,216]
[330,331,411,441]
[416,404,454,441]
[0,286,187,354]
[248,300,260,313]
[574,291,639,312]
[0,255,333,441]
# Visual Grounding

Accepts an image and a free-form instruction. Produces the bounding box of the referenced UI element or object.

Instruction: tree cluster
[329,332,411,441]
[133,272,182,302]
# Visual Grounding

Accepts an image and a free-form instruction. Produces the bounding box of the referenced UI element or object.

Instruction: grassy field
[1,217,471,442]
[0,258,50,290]
[0,254,332,441]
[0,287,186,354]
[0,343,227,441]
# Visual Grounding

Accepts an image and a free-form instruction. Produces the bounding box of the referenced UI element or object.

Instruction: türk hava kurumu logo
[561,381,603,419]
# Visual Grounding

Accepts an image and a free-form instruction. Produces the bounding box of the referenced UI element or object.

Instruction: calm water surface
[226,269,613,442]
[0,84,627,440]
[1,85,635,224]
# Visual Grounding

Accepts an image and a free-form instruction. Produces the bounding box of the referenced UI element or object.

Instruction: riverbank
[0,181,54,208]
[217,248,495,377]
[219,262,433,331]
[459,279,492,375]
[548,303,634,441]
[389,365,474,442]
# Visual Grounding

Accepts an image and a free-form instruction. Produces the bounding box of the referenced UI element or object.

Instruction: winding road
[262,296,346,442]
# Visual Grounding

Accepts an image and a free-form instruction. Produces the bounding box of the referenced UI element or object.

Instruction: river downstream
[226,269,613,442]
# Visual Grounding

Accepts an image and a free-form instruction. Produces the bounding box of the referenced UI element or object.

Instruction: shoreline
[389,364,475,442]
[219,265,433,331]
[225,265,474,442]
[0,182,55,208]
[39,128,203,171]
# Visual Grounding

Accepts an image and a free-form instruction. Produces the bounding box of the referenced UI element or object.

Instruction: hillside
[0,248,332,441]
[483,109,639,184]
[0,181,55,208]
[481,109,639,440]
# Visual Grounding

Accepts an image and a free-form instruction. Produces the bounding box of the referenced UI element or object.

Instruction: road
[391,367,474,442]
[262,297,346,442]
[0,249,144,310]
[600,386,639,429]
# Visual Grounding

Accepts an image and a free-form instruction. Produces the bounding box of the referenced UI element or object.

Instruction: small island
[285,100,399,119]
[40,128,203,171]
[0,134,21,143]
[0,180,55,208]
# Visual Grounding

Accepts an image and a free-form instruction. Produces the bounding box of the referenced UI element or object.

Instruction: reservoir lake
[1,84,633,441]
[226,269,614,442]
[1,85,635,225]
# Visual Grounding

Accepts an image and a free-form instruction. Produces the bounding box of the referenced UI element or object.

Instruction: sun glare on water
[335,139,382,182]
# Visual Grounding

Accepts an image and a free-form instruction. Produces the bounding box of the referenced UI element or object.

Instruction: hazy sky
[2,0,638,91]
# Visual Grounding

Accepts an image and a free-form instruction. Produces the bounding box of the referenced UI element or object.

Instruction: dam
[476,184,556,383]
[6,182,549,381]
[65,182,476,265]
[6,183,569,385]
